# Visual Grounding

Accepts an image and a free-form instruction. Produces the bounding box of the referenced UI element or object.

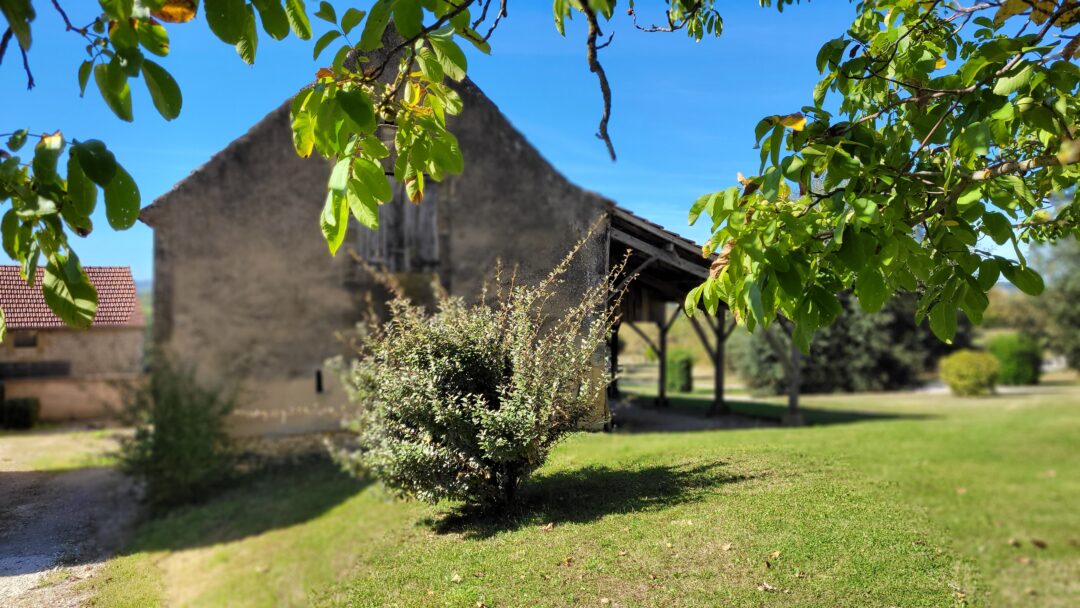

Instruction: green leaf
[42,253,98,329]
[981,211,1013,245]
[0,0,35,51]
[392,0,422,38]
[252,0,290,40]
[320,190,348,254]
[313,30,341,59]
[976,258,1000,291]
[7,128,28,152]
[328,156,350,193]
[291,110,316,157]
[314,0,336,23]
[353,156,392,201]
[0,306,6,344]
[66,152,98,218]
[235,3,259,64]
[347,180,379,229]
[135,18,170,56]
[103,165,141,230]
[32,131,65,184]
[427,34,466,81]
[73,140,117,186]
[340,7,365,35]
[415,46,443,81]
[929,302,957,343]
[142,60,183,120]
[78,61,93,96]
[337,89,376,132]
[94,61,134,122]
[1001,264,1044,296]
[204,0,248,44]
[359,0,392,51]
[285,0,312,39]
[992,64,1032,96]
[855,269,888,313]
[1,209,20,259]
[99,0,133,20]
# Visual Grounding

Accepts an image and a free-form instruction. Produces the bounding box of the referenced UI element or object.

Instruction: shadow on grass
[628,392,931,427]
[427,461,756,540]
[129,461,370,553]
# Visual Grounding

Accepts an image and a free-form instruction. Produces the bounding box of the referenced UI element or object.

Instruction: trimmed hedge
[939,350,1000,397]
[988,333,1042,386]
[1,398,40,429]
[666,349,694,393]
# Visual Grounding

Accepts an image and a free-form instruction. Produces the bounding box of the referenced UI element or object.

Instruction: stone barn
[0,266,144,420]
[142,78,728,438]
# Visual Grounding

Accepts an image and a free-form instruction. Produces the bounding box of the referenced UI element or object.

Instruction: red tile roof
[0,266,144,330]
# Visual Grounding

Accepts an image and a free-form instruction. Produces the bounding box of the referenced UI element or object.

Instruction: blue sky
[3,1,859,282]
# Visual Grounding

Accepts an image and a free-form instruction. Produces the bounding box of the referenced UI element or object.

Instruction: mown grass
[89,385,1080,607]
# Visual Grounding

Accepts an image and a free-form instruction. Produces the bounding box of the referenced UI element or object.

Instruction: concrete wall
[0,327,143,419]
[145,80,612,437]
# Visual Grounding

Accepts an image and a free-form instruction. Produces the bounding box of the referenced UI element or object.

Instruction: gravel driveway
[0,428,139,607]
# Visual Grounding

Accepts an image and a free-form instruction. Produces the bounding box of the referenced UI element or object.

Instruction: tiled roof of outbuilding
[0,265,144,330]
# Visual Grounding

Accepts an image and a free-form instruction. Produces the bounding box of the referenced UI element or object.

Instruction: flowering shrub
[335,242,617,507]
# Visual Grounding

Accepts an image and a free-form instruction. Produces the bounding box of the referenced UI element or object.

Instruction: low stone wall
[231,430,354,471]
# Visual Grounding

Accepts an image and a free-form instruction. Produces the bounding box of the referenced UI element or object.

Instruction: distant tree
[728,293,971,395]
[3,0,1079,348]
[984,286,1046,335]
[1039,237,1080,369]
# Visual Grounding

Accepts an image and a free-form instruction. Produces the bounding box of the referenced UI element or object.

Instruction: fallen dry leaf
[795,571,807,579]
[954,591,967,601]
[955,487,968,495]
[450,573,462,584]
[618,550,628,557]
[768,550,782,559]
[600,599,611,606]
[721,543,734,552]
[476,603,488,608]
[665,543,673,549]
[560,557,574,567]
[1016,556,1033,565]
[473,571,484,578]
[1031,539,1048,549]
[757,582,778,593]
[1007,538,1021,547]
[1025,588,1038,596]
[540,522,555,532]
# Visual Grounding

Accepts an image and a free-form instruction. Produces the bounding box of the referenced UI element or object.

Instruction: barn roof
[0,266,144,330]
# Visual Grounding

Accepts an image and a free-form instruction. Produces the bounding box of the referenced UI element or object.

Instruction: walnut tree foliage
[2,0,1079,349]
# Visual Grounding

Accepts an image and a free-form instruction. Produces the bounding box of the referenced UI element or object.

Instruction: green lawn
[89,386,1080,607]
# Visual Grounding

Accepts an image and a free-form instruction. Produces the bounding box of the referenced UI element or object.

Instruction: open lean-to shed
[142,77,731,438]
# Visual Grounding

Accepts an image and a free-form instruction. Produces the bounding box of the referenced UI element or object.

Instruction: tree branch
[581,4,616,161]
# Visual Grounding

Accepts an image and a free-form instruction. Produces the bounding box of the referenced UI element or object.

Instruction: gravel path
[0,429,139,607]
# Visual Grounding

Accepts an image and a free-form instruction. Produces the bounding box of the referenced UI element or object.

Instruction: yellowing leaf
[777,112,806,131]
[152,0,197,23]
[315,67,335,79]
[936,57,947,70]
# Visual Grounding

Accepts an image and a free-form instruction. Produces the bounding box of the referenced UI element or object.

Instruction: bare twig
[581,4,616,161]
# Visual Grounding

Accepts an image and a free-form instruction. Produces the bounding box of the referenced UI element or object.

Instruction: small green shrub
[939,350,1000,397]
[119,363,235,508]
[1,398,40,429]
[335,244,615,508]
[988,333,1042,385]
[666,349,694,393]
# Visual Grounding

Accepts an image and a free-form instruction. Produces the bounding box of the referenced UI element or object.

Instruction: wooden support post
[656,322,668,407]
[608,323,621,401]
[655,304,682,408]
[710,311,729,416]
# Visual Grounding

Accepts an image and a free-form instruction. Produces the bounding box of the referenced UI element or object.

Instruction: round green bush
[666,349,694,393]
[939,349,1000,397]
[987,333,1042,385]
[336,259,614,508]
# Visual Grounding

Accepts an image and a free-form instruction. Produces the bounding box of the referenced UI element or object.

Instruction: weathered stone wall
[141,106,369,436]
[0,326,144,419]
[145,80,612,437]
